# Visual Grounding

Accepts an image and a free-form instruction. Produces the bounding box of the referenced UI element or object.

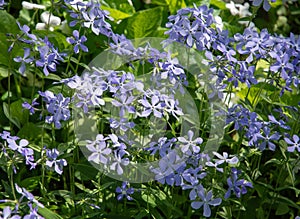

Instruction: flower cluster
[12,23,65,76]
[0,131,36,170]
[65,0,112,36]
[39,90,71,128]
[0,184,44,219]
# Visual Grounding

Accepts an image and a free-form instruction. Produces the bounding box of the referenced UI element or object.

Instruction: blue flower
[109,151,129,175]
[145,137,176,157]
[66,30,88,54]
[285,134,300,153]
[178,130,203,154]
[13,48,34,75]
[86,135,112,165]
[35,46,57,76]
[22,98,39,115]
[0,0,7,9]
[109,117,135,132]
[15,184,44,208]
[16,21,37,43]
[225,168,253,199]
[151,151,184,184]
[255,126,281,151]
[138,95,164,118]
[46,149,67,175]
[115,182,134,201]
[39,91,71,129]
[191,188,222,218]
[251,0,276,11]
[0,206,21,219]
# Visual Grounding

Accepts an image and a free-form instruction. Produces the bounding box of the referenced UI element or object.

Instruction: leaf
[0,10,19,34]
[123,7,164,39]
[17,122,43,140]
[210,0,226,10]
[3,100,29,129]
[100,0,135,15]
[101,6,132,20]
[3,102,21,128]
[275,203,290,215]
[166,0,186,14]
[38,206,64,219]
[0,66,9,78]
[73,163,98,180]
[20,176,41,190]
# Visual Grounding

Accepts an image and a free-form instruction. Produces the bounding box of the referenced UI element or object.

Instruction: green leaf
[3,100,29,129]
[275,203,290,215]
[0,10,19,34]
[166,0,186,14]
[38,206,64,219]
[3,102,20,128]
[18,122,43,140]
[101,0,135,15]
[123,7,164,39]
[0,66,9,78]
[210,0,226,10]
[101,6,132,20]
[73,163,99,180]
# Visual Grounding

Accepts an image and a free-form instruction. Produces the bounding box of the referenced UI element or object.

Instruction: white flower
[226,1,252,18]
[214,15,223,31]
[22,1,46,10]
[36,11,61,31]
[236,3,252,17]
[226,1,239,16]
[41,11,61,26]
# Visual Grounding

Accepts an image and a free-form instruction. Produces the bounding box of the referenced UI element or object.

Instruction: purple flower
[16,21,37,42]
[109,117,135,132]
[111,94,136,117]
[36,45,57,76]
[225,168,253,199]
[151,151,184,184]
[0,131,19,141]
[285,135,300,153]
[109,151,129,175]
[0,206,21,219]
[6,138,29,154]
[45,149,67,175]
[22,98,39,115]
[270,53,294,80]
[138,95,164,118]
[191,188,222,218]
[23,203,44,219]
[109,33,135,56]
[13,48,34,75]
[256,126,281,151]
[81,1,112,36]
[115,181,134,201]
[0,0,7,9]
[39,91,71,129]
[251,0,275,11]
[86,135,112,165]
[206,152,239,172]
[178,130,203,154]
[268,114,290,130]
[66,30,88,54]
[15,184,44,208]
[182,167,207,186]
[145,137,176,157]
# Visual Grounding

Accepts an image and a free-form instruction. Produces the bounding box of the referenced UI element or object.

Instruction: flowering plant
[0,0,300,218]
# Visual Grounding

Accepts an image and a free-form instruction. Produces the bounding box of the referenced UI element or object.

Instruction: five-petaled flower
[67,30,88,54]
